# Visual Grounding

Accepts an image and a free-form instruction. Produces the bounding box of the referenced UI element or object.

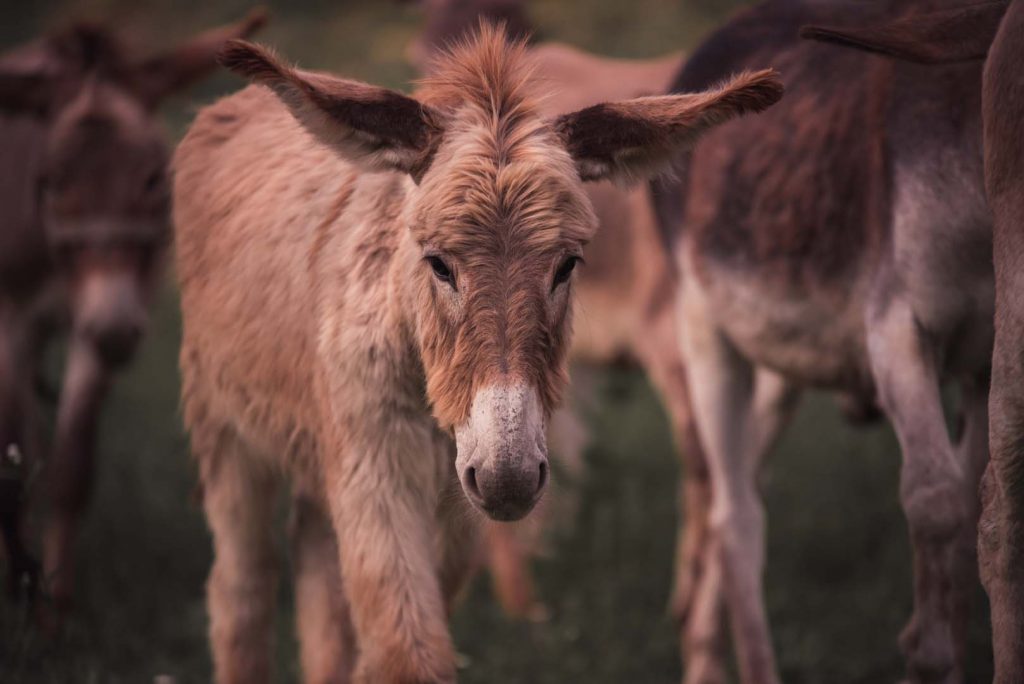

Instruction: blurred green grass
[0,1,993,682]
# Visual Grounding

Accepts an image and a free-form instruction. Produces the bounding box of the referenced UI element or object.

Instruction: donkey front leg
[867,301,979,684]
[291,488,356,684]
[678,287,785,684]
[0,314,40,601]
[198,428,280,684]
[42,339,111,612]
[324,419,456,684]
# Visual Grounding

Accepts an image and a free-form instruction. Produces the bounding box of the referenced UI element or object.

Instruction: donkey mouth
[461,462,547,522]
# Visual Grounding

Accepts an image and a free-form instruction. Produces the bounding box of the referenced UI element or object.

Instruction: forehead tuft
[412,22,595,252]
[53,80,156,146]
[418,144,594,254]
[416,21,536,119]
[49,22,131,75]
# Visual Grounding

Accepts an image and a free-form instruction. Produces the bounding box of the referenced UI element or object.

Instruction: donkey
[653,1,995,682]
[801,4,1023,680]
[0,10,266,613]
[405,0,700,625]
[173,24,781,683]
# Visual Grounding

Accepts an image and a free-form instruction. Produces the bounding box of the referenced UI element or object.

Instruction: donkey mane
[417,21,537,121]
[48,22,132,74]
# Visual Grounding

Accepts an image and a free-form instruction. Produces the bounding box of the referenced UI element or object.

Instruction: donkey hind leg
[868,301,980,684]
[291,488,355,684]
[199,427,280,684]
[679,291,786,684]
[482,520,545,620]
[437,470,482,616]
[42,339,110,613]
[631,305,708,627]
[949,376,990,668]
[630,306,725,682]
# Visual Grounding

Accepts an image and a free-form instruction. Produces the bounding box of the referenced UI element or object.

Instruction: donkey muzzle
[75,270,147,368]
[455,382,549,521]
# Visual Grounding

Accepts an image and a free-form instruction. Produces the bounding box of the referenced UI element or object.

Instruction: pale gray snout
[76,271,147,368]
[455,383,549,521]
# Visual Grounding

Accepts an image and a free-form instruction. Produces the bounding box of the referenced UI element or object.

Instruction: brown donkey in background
[656,1,998,681]
[173,25,781,683]
[0,10,264,615]
[406,0,703,626]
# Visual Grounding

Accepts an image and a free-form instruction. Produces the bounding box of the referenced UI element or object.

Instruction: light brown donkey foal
[173,25,781,683]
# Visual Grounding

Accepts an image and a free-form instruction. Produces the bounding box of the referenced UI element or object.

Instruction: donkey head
[0,11,265,368]
[221,25,782,520]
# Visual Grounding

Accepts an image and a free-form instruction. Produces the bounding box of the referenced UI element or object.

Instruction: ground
[0,1,995,682]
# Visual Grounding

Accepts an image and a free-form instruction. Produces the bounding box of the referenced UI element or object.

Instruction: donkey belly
[699,266,871,391]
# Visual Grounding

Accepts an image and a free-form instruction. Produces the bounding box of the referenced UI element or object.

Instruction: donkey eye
[426,255,456,290]
[552,256,580,290]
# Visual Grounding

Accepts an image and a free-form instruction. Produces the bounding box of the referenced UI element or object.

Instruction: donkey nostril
[537,461,548,494]
[465,466,481,499]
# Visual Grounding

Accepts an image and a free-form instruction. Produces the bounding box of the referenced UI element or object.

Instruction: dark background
[0,1,993,682]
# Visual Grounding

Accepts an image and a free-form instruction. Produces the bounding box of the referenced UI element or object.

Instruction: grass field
[0,1,995,682]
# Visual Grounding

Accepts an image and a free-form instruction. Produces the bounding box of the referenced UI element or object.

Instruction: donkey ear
[0,69,56,116]
[134,7,268,106]
[800,2,1007,64]
[554,69,783,184]
[219,40,442,178]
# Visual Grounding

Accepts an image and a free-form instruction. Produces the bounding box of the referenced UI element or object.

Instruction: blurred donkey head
[0,10,265,368]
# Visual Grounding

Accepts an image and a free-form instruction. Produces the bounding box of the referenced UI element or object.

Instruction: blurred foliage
[0,0,993,682]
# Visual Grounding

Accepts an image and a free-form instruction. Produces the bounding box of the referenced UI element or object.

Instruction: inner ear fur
[219,40,443,178]
[554,68,784,183]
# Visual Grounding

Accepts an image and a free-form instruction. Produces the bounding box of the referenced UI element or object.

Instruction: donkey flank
[174,24,780,683]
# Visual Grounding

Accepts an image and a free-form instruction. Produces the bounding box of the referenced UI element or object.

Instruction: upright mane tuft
[417,21,538,120]
[49,22,131,74]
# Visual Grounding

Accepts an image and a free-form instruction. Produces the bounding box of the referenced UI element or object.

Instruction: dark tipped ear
[133,7,268,106]
[0,70,56,116]
[554,68,783,184]
[219,40,443,179]
[800,1,1008,64]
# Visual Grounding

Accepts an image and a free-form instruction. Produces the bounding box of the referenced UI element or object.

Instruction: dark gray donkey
[655,1,998,681]
[801,3,1021,682]
[0,9,265,619]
